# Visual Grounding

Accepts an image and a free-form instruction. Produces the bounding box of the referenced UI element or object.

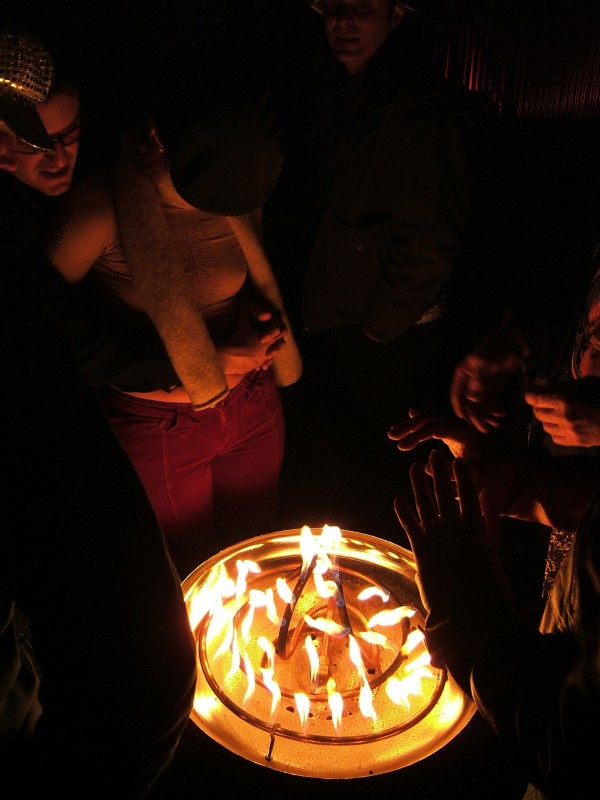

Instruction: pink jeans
[100,369,285,578]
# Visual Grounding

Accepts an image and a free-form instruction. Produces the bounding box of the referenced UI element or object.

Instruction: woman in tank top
[46,79,302,579]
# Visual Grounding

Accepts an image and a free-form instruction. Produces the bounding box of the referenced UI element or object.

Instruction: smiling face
[11,87,80,196]
[323,0,405,75]
[0,120,16,171]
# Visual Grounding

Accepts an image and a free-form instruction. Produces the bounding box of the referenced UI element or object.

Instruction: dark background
[11,2,600,797]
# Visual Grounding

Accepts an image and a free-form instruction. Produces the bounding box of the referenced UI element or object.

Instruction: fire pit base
[182,527,475,779]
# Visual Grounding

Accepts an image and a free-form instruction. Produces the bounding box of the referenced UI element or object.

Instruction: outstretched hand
[388,409,483,485]
[394,450,514,672]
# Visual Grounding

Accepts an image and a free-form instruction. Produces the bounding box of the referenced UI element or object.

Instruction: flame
[326,677,343,729]
[401,628,425,655]
[242,651,255,702]
[303,614,348,637]
[349,635,376,720]
[357,586,390,602]
[295,691,311,725]
[190,525,439,733]
[367,605,415,628]
[276,577,294,604]
[261,666,281,716]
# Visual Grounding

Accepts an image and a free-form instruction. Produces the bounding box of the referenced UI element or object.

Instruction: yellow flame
[303,614,348,637]
[264,587,279,625]
[348,635,376,719]
[367,605,415,628]
[320,524,342,551]
[295,692,310,725]
[194,690,220,719]
[358,630,395,649]
[242,651,255,703]
[188,562,234,630]
[185,525,441,736]
[299,525,316,573]
[401,629,425,656]
[261,666,281,716]
[357,586,390,602]
[211,616,233,660]
[276,576,294,604]
[385,663,434,709]
[326,676,343,729]
[314,570,338,598]
[238,603,253,641]
[257,635,275,668]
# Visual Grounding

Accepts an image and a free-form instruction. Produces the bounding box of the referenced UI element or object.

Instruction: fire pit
[182,526,474,779]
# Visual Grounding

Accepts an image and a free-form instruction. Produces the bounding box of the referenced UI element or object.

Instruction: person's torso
[90,186,247,342]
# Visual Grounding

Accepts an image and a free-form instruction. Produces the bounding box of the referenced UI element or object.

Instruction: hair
[120,113,165,181]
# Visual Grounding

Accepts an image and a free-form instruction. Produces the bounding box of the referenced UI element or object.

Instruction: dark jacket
[0,171,196,797]
[302,37,472,341]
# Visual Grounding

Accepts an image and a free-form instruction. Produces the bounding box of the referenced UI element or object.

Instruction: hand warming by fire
[182,526,474,778]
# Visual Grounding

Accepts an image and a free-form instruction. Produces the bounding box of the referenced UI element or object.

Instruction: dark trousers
[279,318,454,543]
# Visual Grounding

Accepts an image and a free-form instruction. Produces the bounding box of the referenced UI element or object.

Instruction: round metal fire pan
[182,528,476,779]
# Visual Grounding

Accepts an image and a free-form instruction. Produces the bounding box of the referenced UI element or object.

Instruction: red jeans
[101,369,285,578]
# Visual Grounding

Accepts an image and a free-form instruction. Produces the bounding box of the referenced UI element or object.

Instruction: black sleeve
[0,256,196,796]
[38,262,182,391]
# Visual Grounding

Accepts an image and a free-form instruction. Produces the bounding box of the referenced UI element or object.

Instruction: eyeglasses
[16,114,89,155]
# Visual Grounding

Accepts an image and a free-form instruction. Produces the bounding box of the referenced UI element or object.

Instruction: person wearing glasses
[8,83,83,196]
[46,57,303,581]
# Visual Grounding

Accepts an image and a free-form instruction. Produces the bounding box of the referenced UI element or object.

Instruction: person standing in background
[274,0,471,539]
[47,62,303,579]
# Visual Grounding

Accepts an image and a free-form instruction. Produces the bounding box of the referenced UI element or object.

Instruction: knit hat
[0,28,55,152]
[154,77,283,216]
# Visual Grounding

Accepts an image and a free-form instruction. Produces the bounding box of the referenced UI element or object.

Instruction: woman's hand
[217,301,287,376]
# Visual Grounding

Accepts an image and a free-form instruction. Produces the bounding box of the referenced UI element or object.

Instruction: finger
[409,462,439,528]
[429,449,458,519]
[452,457,480,524]
[394,494,426,556]
[266,338,286,356]
[260,328,286,344]
[389,420,453,449]
[252,308,273,321]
